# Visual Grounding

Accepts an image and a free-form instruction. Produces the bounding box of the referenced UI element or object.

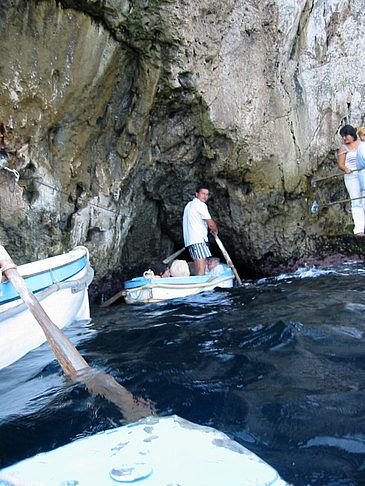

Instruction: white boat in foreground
[124,264,234,304]
[0,246,93,370]
[0,415,288,485]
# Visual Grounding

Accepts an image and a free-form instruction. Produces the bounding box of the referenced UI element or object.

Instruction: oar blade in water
[76,368,155,423]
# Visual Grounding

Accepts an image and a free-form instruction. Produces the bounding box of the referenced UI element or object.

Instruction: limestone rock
[0,0,364,299]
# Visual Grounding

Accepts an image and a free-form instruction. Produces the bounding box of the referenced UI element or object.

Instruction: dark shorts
[188,242,212,260]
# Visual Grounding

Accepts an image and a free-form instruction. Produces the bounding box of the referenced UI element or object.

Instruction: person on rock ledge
[183,184,218,275]
[338,125,364,236]
[356,126,365,194]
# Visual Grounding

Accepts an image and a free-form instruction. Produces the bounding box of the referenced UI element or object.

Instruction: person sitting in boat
[146,262,171,278]
[206,257,225,276]
[170,259,190,277]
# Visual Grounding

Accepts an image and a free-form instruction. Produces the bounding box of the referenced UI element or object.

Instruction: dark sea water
[1,262,365,485]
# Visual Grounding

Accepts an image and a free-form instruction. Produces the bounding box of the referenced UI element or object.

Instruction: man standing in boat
[183,185,218,275]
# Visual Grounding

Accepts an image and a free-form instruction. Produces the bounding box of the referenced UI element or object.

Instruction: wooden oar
[100,289,125,308]
[163,246,185,264]
[214,235,242,286]
[0,245,153,422]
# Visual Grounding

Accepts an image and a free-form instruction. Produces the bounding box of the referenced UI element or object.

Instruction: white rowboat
[0,415,288,485]
[123,264,234,304]
[0,246,93,370]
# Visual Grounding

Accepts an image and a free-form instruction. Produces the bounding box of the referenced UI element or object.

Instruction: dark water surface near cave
[1,262,365,485]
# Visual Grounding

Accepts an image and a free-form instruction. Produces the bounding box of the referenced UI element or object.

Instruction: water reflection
[1,263,365,485]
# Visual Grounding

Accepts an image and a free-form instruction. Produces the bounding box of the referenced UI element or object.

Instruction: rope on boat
[2,263,94,316]
[124,274,229,303]
[0,263,17,272]
[125,275,234,303]
[0,261,18,290]
[128,275,232,292]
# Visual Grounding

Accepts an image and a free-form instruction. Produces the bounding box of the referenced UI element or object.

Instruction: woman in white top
[338,125,363,235]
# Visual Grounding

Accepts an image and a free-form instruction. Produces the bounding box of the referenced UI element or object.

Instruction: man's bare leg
[194,258,206,275]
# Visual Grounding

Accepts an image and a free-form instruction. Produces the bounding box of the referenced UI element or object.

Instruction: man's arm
[205,218,218,236]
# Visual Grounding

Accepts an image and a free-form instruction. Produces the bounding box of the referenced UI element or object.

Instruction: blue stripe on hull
[124,265,233,290]
[0,255,87,305]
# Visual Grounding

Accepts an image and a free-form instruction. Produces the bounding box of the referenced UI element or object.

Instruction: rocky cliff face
[0,0,364,300]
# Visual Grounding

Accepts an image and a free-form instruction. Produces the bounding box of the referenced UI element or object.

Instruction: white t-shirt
[341,144,358,171]
[183,197,212,246]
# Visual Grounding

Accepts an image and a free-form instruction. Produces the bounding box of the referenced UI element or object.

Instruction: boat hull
[124,265,234,304]
[0,246,93,370]
[0,415,288,485]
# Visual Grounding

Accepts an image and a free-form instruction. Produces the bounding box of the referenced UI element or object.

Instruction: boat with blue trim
[123,264,234,304]
[0,246,93,370]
